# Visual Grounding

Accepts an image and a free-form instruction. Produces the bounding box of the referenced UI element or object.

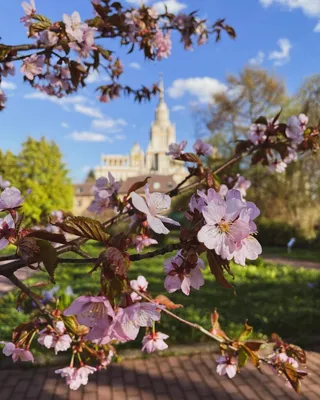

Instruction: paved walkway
[263,256,319,270]
[0,352,319,400]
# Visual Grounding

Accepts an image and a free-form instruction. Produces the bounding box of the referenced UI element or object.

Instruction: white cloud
[74,104,103,119]
[92,118,128,133]
[172,105,186,112]
[249,51,265,65]
[69,131,112,142]
[269,38,292,66]
[129,62,142,70]
[1,81,17,90]
[115,134,126,140]
[153,0,187,14]
[24,92,88,110]
[61,122,69,128]
[86,70,110,84]
[168,77,227,104]
[259,0,320,31]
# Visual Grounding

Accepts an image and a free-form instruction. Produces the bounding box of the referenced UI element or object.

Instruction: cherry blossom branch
[0,152,246,280]
[56,242,181,264]
[7,273,46,312]
[132,289,227,344]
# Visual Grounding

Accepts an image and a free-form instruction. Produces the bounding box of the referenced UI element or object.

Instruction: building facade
[73,79,188,216]
[94,79,187,184]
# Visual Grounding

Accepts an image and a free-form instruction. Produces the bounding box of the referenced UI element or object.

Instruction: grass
[0,241,320,353]
[263,247,320,263]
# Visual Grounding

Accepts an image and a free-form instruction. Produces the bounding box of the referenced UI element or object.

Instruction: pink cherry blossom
[63,11,86,42]
[20,0,36,25]
[20,54,45,80]
[135,235,158,252]
[0,214,15,250]
[197,190,250,259]
[55,367,80,390]
[142,331,169,353]
[164,251,205,295]
[39,30,59,47]
[0,186,27,211]
[284,147,298,164]
[87,302,163,345]
[63,296,115,329]
[0,176,10,189]
[88,190,110,213]
[286,115,305,145]
[93,173,120,196]
[193,139,213,156]
[1,342,34,363]
[38,320,72,354]
[153,30,172,60]
[69,26,97,59]
[131,184,180,234]
[55,365,96,390]
[130,275,149,301]
[0,89,7,109]
[21,0,36,16]
[248,123,267,145]
[233,175,251,198]
[166,140,187,159]
[130,275,149,293]
[188,194,206,214]
[2,62,15,77]
[268,160,287,174]
[216,355,237,379]
[298,113,308,130]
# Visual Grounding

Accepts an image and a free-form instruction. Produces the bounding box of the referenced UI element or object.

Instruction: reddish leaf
[206,250,234,290]
[154,295,183,310]
[245,340,265,352]
[26,230,67,244]
[127,176,150,196]
[51,216,110,243]
[180,152,202,165]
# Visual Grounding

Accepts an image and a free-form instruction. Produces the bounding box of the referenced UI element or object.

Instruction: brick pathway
[0,352,319,400]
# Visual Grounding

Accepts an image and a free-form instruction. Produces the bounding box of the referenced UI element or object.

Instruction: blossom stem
[132,289,227,344]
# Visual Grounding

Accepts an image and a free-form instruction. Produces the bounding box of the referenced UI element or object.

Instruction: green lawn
[263,247,320,263]
[0,242,320,352]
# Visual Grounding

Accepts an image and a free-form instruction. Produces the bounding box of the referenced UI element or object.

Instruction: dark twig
[7,273,46,312]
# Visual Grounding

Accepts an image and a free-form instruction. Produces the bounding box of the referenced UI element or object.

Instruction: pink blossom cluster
[164,251,205,295]
[55,365,97,390]
[63,294,163,346]
[219,174,251,199]
[88,173,120,214]
[166,139,213,159]
[38,320,72,354]
[1,341,34,362]
[195,188,262,265]
[131,184,180,235]
[152,30,172,60]
[248,123,267,145]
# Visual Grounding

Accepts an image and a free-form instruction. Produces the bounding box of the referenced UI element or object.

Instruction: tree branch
[7,273,46,312]
[56,242,181,264]
[132,289,227,344]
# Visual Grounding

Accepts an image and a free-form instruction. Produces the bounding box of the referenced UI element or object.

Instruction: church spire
[155,73,169,125]
[159,72,164,101]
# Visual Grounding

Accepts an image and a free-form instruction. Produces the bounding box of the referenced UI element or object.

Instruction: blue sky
[1,0,320,182]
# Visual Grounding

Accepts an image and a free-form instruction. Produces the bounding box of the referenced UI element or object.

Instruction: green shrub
[256,218,307,247]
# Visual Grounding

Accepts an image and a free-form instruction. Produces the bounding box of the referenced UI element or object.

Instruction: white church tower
[95,76,187,183]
